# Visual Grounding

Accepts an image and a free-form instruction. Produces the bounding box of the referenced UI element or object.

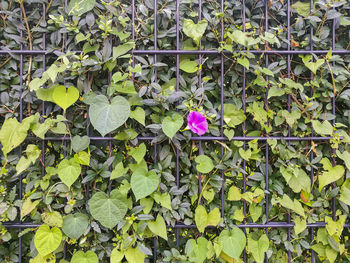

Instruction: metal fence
[1,0,349,262]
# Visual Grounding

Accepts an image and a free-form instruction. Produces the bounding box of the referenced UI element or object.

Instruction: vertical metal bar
[241,1,247,262]
[220,0,224,219]
[175,0,180,248]
[331,1,336,221]
[41,2,46,181]
[153,1,158,261]
[264,1,269,262]
[18,3,24,262]
[309,1,315,262]
[197,0,203,202]
[286,1,291,262]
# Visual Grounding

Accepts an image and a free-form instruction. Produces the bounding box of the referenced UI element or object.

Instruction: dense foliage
[1,0,350,262]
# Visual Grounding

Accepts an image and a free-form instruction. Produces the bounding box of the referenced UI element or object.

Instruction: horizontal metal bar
[1,49,350,56]
[27,136,334,142]
[3,222,349,229]
[132,49,350,55]
[0,50,46,55]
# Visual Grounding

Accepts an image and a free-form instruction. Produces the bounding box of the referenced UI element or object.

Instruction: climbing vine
[1,0,350,262]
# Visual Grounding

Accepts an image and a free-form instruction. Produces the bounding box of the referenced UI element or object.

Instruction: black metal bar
[3,49,350,56]
[264,1,269,262]
[287,1,291,261]
[309,1,315,262]
[175,0,180,248]
[18,4,24,262]
[27,136,336,141]
[4,222,350,229]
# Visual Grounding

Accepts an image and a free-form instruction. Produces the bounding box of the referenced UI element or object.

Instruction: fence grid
[0,0,346,262]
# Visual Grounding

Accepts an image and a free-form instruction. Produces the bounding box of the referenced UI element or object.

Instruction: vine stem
[18,0,33,87]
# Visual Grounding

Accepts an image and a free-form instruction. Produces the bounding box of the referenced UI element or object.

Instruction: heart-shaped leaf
[183,19,208,46]
[218,228,246,260]
[195,205,221,233]
[131,168,159,201]
[148,214,167,240]
[247,234,269,263]
[162,113,184,139]
[185,237,208,263]
[52,85,79,110]
[34,225,62,256]
[89,189,128,229]
[57,158,81,188]
[89,95,130,137]
[62,213,89,239]
[195,155,214,173]
[71,251,98,263]
[71,135,90,153]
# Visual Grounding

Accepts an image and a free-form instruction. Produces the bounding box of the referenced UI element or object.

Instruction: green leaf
[227,186,242,201]
[294,216,307,235]
[227,29,249,47]
[89,189,128,229]
[218,228,246,260]
[71,251,98,263]
[124,247,146,263]
[340,179,350,206]
[0,116,33,157]
[268,85,285,99]
[183,19,208,46]
[131,168,159,201]
[162,114,184,139]
[16,144,41,175]
[74,151,90,166]
[71,135,90,153]
[291,1,310,17]
[88,95,130,137]
[68,0,95,16]
[41,211,63,228]
[319,158,344,192]
[29,78,45,92]
[223,104,246,128]
[237,57,249,70]
[130,107,145,126]
[148,214,167,240]
[62,213,89,239]
[336,150,350,171]
[325,215,345,238]
[195,155,214,173]
[140,198,154,214]
[36,86,56,102]
[21,199,40,220]
[281,110,301,127]
[110,248,124,263]
[277,194,305,217]
[224,129,234,140]
[52,85,79,111]
[113,42,134,59]
[129,143,147,163]
[195,205,221,233]
[249,203,262,222]
[247,234,269,263]
[185,237,208,263]
[57,158,81,188]
[34,225,62,256]
[110,162,128,180]
[280,165,311,193]
[152,192,172,210]
[304,59,325,74]
[312,120,333,135]
[179,59,198,73]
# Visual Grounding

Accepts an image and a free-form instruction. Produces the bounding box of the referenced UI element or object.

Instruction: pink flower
[187,111,208,136]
